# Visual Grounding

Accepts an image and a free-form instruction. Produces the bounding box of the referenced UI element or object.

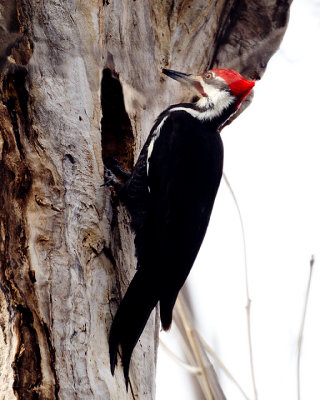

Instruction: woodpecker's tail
[159,295,177,331]
[109,268,159,388]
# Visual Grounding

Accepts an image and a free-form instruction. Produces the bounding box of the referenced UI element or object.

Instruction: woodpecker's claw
[103,168,120,189]
[108,158,131,181]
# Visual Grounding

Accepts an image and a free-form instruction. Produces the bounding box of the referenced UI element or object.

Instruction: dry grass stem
[171,319,198,367]
[297,255,315,400]
[159,339,202,374]
[176,297,216,400]
[198,332,252,400]
[176,296,226,400]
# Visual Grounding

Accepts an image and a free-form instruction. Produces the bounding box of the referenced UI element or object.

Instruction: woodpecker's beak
[162,69,206,97]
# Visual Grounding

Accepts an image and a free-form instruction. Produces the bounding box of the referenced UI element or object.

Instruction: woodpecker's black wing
[109,110,223,385]
[147,110,223,327]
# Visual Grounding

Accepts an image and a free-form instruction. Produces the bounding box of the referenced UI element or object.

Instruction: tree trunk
[0,1,291,399]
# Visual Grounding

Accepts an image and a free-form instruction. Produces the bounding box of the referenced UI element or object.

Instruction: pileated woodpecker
[108,68,255,386]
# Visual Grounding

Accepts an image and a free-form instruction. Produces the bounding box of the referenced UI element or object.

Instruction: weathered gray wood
[0,1,291,399]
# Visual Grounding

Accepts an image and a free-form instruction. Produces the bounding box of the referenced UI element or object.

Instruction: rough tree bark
[0,1,291,399]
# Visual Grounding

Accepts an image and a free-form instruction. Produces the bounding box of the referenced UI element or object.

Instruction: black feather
[108,103,233,385]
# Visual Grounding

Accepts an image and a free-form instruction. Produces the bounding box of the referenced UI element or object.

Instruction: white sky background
[156,0,320,399]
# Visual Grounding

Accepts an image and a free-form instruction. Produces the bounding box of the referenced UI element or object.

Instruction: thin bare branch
[223,172,258,400]
[297,255,315,400]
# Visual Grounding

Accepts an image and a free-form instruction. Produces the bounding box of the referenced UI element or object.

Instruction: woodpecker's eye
[204,72,214,80]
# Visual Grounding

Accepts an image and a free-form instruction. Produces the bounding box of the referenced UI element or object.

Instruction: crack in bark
[12,305,42,400]
[42,322,60,400]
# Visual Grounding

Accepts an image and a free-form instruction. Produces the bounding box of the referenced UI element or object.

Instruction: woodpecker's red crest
[210,69,255,107]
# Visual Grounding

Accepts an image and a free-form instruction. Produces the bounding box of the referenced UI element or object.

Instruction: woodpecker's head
[162,68,255,119]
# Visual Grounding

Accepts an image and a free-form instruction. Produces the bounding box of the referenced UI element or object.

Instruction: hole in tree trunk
[101,69,134,173]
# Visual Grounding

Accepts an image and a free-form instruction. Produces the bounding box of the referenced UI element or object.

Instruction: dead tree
[0,1,291,399]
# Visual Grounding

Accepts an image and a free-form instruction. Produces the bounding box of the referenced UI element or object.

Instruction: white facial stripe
[199,83,234,118]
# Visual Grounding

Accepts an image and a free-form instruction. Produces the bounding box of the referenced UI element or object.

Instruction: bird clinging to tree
[107,67,255,387]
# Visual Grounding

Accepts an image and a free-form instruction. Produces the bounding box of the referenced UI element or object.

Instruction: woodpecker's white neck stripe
[147,116,168,177]
[147,89,234,180]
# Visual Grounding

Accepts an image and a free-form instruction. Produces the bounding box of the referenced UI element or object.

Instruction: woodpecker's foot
[108,158,131,181]
[103,167,121,191]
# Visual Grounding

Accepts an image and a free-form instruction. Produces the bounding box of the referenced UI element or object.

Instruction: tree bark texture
[0,1,291,399]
